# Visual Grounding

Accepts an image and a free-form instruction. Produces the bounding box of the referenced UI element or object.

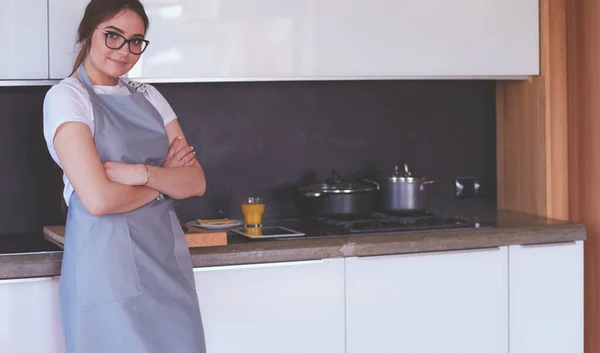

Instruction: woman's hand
[162,136,196,168]
[104,161,148,186]
[138,121,206,199]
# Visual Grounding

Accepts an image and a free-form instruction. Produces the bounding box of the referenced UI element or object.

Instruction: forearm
[53,122,162,216]
[90,182,158,216]
[145,164,206,200]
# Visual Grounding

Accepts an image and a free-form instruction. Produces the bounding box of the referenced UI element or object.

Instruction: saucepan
[375,162,436,213]
[298,170,379,216]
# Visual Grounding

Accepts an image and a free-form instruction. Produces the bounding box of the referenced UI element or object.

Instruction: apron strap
[76,64,96,96]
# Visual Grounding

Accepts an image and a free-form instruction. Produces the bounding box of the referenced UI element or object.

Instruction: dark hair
[71,0,149,75]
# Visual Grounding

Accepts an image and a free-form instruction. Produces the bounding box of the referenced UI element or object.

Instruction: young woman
[42,0,207,352]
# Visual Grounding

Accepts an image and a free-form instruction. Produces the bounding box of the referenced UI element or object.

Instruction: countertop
[0,210,587,280]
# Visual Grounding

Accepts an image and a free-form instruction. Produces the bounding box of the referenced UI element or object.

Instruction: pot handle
[303,191,322,198]
[420,181,436,191]
[363,179,380,191]
[394,161,410,177]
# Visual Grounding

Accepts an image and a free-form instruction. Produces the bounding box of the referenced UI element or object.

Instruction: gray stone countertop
[0,210,587,280]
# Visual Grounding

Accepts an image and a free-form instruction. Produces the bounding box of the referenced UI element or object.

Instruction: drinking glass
[240,197,265,228]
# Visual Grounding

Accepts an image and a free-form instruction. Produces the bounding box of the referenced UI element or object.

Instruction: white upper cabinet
[48,0,539,81]
[0,0,48,80]
[48,0,85,79]
[509,241,584,353]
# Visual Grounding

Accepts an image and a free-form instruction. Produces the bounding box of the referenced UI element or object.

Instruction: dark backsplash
[0,79,496,233]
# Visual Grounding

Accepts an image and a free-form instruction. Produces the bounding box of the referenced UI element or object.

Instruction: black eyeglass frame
[98,29,150,55]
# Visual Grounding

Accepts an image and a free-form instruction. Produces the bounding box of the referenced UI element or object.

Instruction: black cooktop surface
[263,211,486,239]
[317,212,481,234]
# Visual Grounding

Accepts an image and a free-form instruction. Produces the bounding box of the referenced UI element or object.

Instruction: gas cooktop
[317,212,482,234]
[269,211,486,239]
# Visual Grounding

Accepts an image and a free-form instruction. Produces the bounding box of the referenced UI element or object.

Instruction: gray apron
[58,64,206,353]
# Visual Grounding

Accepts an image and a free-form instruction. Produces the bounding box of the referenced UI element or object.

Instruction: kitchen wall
[0,79,496,233]
[0,85,64,233]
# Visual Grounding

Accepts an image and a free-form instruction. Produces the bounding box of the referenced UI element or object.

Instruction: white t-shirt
[43,77,177,206]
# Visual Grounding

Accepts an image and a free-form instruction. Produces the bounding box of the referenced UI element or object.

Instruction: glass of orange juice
[241,197,265,228]
[245,227,263,237]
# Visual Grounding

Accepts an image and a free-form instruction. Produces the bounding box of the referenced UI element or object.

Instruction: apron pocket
[168,209,197,292]
[76,216,142,307]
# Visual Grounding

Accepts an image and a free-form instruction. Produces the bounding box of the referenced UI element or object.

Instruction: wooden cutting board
[43,224,227,249]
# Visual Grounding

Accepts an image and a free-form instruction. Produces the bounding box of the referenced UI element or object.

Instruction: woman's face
[87,9,146,82]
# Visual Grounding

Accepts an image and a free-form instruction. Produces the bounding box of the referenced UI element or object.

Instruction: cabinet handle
[519,241,577,248]
[352,246,501,261]
[193,259,329,272]
[0,276,57,285]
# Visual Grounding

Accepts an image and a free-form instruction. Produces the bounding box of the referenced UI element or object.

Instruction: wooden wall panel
[500,0,600,351]
[566,0,600,352]
[496,0,569,220]
[543,0,569,221]
[496,78,547,216]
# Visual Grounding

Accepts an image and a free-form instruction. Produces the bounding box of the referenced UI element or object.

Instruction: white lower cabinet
[509,241,584,353]
[0,276,65,353]
[0,239,585,353]
[193,258,346,353]
[345,247,509,353]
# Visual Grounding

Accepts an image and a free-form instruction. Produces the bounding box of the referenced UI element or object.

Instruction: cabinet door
[311,0,539,78]
[0,0,48,79]
[135,0,539,80]
[194,258,345,353]
[50,0,538,82]
[509,241,584,353]
[48,0,86,79]
[122,0,540,80]
[0,277,65,353]
[346,247,509,353]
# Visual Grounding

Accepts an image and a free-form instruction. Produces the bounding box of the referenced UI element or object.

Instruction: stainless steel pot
[299,170,378,216]
[379,162,435,213]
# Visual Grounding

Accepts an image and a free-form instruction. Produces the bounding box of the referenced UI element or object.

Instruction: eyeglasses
[98,29,149,55]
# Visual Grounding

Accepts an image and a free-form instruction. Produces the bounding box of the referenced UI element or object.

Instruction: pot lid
[388,162,427,181]
[300,170,376,194]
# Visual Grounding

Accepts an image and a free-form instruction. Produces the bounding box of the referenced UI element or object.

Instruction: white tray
[186,219,243,230]
[230,226,305,239]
